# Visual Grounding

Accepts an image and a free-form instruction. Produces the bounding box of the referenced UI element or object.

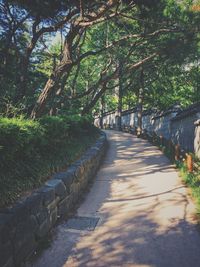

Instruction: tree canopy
[0,0,200,118]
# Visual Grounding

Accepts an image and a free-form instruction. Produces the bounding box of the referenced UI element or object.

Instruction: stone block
[14,215,38,243]
[53,170,75,192]
[45,179,67,199]
[80,177,88,191]
[25,192,43,215]
[80,157,89,168]
[14,233,36,266]
[35,217,51,239]
[36,208,49,225]
[1,201,30,227]
[70,183,81,203]
[0,241,13,267]
[71,162,85,182]
[1,258,13,267]
[4,259,14,267]
[46,197,59,212]
[50,207,58,226]
[0,213,13,244]
[82,154,93,165]
[45,199,58,227]
[58,197,70,217]
[83,157,92,171]
[37,186,55,206]
[88,148,99,159]
[13,216,38,265]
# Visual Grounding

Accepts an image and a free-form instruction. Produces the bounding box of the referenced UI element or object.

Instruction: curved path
[28,131,200,267]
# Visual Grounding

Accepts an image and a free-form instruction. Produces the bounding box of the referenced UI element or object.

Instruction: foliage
[1,0,200,206]
[0,115,99,207]
[0,0,200,118]
[177,160,200,216]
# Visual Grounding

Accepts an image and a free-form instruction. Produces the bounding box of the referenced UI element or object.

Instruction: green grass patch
[0,115,100,208]
[176,160,200,216]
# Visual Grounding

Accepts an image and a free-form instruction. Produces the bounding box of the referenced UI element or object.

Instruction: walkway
[28,131,200,267]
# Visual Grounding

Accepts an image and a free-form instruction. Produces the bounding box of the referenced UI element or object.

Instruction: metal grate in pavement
[65,216,100,231]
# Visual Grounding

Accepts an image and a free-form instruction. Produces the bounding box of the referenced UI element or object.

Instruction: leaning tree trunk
[81,82,108,116]
[30,69,65,119]
[30,27,79,119]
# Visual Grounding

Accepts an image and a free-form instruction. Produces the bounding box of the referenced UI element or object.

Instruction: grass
[0,116,100,208]
[176,160,200,217]
[0,133,99,208]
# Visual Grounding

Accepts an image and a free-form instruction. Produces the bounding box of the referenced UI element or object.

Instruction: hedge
[0,115,99,207]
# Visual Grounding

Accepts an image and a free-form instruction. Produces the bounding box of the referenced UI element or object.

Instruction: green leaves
[0,115,98,207]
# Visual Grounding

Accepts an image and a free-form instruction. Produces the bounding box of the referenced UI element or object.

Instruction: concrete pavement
[27,131,200,267]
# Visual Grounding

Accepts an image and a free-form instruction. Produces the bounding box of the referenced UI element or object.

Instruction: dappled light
[27,131,200,267]
[1,0,200,266]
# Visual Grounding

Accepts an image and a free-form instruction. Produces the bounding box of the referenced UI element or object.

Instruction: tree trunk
[30,72,62,119]
[115,60,123,131]
[100,95,105,129]
[137,67,144,137]
[81,82,108,116]
[30,27,79,119]
[15,18,41,102]
[15,55,30,102]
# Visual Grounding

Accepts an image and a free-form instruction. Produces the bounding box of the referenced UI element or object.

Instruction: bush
[0,115,99,207]
[39,116,70,159]
[0,117,44,171]
[177,160,200,216]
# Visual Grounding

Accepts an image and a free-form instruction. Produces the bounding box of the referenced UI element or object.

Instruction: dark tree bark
[100,95,105,129]
[81,54,157,116]
[81,82,108,115]
[14,16,41,102]
[1,2,29,69]
[14,9,80,103]
[30,0,119,118]
[15,43,36,102]
[116,60,123,131]
[30,26,79,118]
[137,66,144,137]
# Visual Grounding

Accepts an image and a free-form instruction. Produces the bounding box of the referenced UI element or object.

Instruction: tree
[0,0,200,119]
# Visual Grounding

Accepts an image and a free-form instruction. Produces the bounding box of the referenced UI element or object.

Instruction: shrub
[0,117,44,171]
[0,115,99,207]
[176,160,200,216]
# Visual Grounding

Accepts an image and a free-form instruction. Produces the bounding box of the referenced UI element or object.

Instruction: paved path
[28,131,200,267]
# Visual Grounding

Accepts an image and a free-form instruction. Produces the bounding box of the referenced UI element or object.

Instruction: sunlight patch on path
[28,131,200,267]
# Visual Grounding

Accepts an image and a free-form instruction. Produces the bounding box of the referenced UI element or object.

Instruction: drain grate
[65,216,100,231]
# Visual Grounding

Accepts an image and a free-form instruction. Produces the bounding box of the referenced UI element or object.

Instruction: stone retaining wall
[0,133,106,267]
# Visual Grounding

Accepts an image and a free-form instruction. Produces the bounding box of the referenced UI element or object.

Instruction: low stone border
[0,132,106,267]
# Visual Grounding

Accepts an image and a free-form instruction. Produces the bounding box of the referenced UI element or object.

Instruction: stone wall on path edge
[94,103,200,157]
[0,132,107,267]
